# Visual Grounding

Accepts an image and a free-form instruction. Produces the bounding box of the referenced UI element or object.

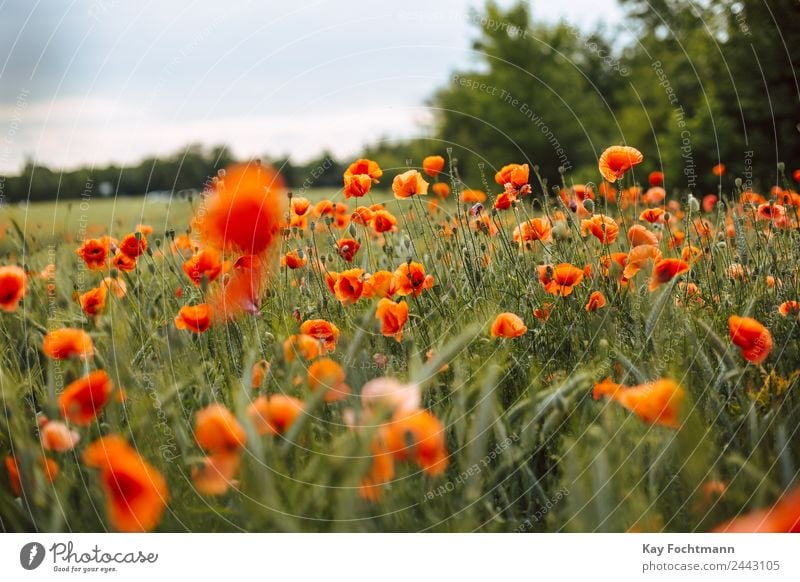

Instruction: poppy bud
[582,199,594,213]
[687,195,700,212]
[777,162,785,172]
[734,178,743,188]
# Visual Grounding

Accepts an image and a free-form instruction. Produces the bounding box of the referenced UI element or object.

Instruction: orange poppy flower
[119,233,147,258]
[681,244,703,264]
[623,244,661,280]
[432,182,450,199]
[778,301,799,318]
[598,146,643,182]
[174,304,212,333]
[79,286,108,317]
[83,435,168,532]
[333,268,365,304]
[307,358,350,402]
[0,265,26,312]
[585,291,607,312]
[58,370,113,425]
[757,203,786,221]
[195,403,247,454]
[282,249,307,270]
[291,196,311,216]
[192,452,241,496]
[101,276,127,298]
[702,194,718,213]
[40,420,80,452]
[336,238,361,263]
[494,163,529,187]
[712,163,726,176]
[344,158,382,182]
[713,488,800,533]
[198,163,286,256]
[358,440,395,502]
[493,192,515,210]
[363,270,398,299]
[300,319,340,352]
[581,214,619,244]
[533,302,553,321]
[111,251,136,272]
[422,155,445,177]
[343,173,373,198]
[639,208,666,224]
[460,189,487,203]
[250,360,270,388]
[490,312,527,338]
[649,258,689,291]
[593,378,684,428]
[539,263,584,297]
[648,171,664,186]
[394,262,434,297]
[76,237,110,270]
[392,170,429,199]
[283,334,322,362]
[371,209,398,233]
[43,328,94,360]
[729,316,772,364]
[351,206,374,226]
[247,395,304,436]
[383,410,448,476]
[628,224,659,247]
[513,218,551,244]
[376,298,409,341]
[135,224,154,236]
[182,248,223,285]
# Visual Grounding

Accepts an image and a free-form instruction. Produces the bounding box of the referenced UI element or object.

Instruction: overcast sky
[0,0,623,174]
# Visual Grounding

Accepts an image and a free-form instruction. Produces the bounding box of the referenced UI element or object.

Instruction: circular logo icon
[20,542,46,570]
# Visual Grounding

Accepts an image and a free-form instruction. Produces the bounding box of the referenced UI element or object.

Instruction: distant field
[0,187,360,250]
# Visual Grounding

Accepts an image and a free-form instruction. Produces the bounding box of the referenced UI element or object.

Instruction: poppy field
[1,148,799,533]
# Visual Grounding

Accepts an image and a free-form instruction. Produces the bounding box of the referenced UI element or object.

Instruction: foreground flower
[490,312,527,338]
[0,265,27,311]
[308,358,350,402]
[713,487,800,533]
[195,404,247,454]
[79,286,108,317]
[40,419,81,451]
[333,268,365,304]
[197,163,285,256]
[58,370,113,425]
[336,238,361,263]
[585,291,607,312]
[392,170,429,199]
[494,163,529,187]
[729,315,772,365]
[422,155,445,177]
[513,218,551,244]
[360,377,421,417]
[383,410,448,476]
[300,319,340,352]
[182,249,223,285]
[598,145,643,183]
[174,304,212,333]
[119,233,147,258]
[581,214,619,244]
[43,328,94,360]
[344,158,382,182]
[83,436,167,532]
[376,298,409,341]
[539,263,584,297]
[247,395,304,436]
[648,258,690,291]
[394,262,434,297]
[76,237,110,270]
[593,378,684,428]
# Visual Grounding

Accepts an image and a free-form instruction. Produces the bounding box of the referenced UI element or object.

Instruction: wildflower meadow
[1,147,799,533]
